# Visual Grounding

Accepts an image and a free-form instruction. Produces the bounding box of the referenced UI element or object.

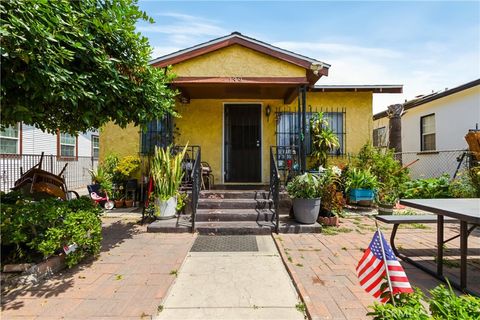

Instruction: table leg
[460,221,468,290]
[437,215,444,276]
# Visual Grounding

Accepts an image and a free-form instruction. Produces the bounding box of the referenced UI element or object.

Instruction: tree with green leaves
[1,0,177,134]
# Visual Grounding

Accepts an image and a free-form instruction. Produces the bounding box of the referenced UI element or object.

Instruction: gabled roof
[373,78,480,120]
[149,32,330,77]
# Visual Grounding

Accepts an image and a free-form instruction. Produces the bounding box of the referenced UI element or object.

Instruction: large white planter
[154,197,177,220]
[292,198,321,224]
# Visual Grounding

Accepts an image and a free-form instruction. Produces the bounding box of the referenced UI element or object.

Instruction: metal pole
[297,86,302,172]
[375,220,396,305]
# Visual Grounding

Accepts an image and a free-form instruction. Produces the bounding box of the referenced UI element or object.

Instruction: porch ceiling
[174,77,305,103]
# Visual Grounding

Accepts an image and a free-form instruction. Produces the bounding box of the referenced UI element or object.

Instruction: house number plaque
[230,77,243,82]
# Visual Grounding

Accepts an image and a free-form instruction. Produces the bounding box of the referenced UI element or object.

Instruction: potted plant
[345,168,378,205]
[150,145,188,219]
[112,186,124,208]
[286,172,323,224]
[318,166,344,226]
[376,187,398,215]
[124,196,134,208]
[310,112,340,168]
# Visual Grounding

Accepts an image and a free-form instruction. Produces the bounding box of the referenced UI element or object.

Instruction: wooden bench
[375,214,476,259]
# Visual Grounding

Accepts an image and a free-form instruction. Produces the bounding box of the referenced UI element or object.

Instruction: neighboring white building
[0,123,99,192]
[373,79,480,178]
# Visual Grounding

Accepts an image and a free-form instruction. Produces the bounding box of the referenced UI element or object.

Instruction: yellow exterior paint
[172,44,306,78]
[99,43,375,184]
[99,122,139,160]
[173,91,372,183]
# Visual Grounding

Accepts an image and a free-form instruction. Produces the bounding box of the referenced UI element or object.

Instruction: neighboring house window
[59,133,77,158]
[373,127,387,147]
[0,124,20,154]
[92,135,99,159]
[420,114,436,151]
[276,112,345,155]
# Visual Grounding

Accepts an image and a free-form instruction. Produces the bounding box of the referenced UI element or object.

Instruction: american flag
[356,230,413,302]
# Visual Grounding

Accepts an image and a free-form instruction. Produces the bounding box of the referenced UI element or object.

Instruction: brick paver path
[1,217,196,320]
[274,214,480,320]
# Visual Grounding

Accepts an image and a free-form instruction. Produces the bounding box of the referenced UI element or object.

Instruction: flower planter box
[349,189,374,202]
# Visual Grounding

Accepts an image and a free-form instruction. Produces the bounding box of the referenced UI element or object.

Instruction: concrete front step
[195,209,275,222]
[147,215,322,234]
[198,198,274,210]
[200,190,291,200]
[196,221,273,235]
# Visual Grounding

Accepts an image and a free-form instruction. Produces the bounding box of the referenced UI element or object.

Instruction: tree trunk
[387,104,403,153]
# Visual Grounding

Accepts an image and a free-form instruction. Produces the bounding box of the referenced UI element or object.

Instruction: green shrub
[429,284,480,319]
[1,195,102,267]
[449,167,480,198]
[368,288,430,320]
[402,175,452,199]
[353,144,410,192]
[367,283,480,319]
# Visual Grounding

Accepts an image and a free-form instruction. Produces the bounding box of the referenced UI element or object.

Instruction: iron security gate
[224,104,262,182]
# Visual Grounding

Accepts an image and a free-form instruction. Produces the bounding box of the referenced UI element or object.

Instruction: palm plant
[150,144,188,200]
[310,112,340,167]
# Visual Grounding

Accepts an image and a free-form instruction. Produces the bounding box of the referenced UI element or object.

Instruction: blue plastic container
[349,189,374,202]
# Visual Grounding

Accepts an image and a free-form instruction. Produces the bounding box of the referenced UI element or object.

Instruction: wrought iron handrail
[269,147,280,233]
[190,147,201,233]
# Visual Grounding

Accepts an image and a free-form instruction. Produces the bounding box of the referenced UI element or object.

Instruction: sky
[136,0,480,113]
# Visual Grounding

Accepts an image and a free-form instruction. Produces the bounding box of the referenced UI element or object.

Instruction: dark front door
[224,104,261,182]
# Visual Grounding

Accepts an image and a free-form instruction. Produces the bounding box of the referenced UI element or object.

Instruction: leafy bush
[449,167,480,198]
[402,175,452,199]
[115,155,141,181]
[353,144,410,191]
[367,283,480,319]
[1,194,102,268]
[286,172,324,199]
[429,284,480,319]
[344,167,379,192]
[368,288,430,320]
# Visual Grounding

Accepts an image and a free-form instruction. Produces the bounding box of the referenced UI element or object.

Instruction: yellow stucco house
[100,32,402,187]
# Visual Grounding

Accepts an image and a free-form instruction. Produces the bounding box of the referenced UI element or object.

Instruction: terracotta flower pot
[124,199,134,208]
[114,200,124,208]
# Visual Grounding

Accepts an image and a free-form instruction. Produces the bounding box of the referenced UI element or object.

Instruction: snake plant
[150,145,188,200]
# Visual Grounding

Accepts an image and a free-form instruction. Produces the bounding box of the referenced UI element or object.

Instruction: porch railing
[269,147,280,233]
[190,147,201,233]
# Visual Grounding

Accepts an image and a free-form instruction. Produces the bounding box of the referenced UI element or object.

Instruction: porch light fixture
[310,62,324,75]
[265,105,271,121]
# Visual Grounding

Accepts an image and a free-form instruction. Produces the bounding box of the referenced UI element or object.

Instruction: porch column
[300,85,307,172]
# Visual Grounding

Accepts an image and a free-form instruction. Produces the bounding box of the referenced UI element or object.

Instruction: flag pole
[375,220,396,306]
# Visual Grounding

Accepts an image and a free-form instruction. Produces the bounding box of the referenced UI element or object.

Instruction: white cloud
[150,46,182,59]
[138,12,227,46]
[272,40,479,113]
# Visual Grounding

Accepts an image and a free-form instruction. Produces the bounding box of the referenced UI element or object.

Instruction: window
[92,135,99,159]
[421,114,436,151]
[373,127,387,147]
[59,133,76,158]
[0,124,20,154]
[276,112,345,155]
[140,116,172,155]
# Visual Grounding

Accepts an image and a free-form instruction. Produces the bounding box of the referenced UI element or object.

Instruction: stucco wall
[172,44,306,77]
[99,122,139,160]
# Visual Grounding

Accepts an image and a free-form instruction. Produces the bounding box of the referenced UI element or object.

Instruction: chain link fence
[394,150,473,180]
[0,154,98,193]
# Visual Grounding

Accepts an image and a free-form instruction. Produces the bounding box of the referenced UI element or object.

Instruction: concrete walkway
[155,235,304,320]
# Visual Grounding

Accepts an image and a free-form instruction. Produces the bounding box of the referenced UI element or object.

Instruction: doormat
[190,235,259,252]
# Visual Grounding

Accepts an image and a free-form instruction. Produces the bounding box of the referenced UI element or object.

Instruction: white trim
[222,102,263,184]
